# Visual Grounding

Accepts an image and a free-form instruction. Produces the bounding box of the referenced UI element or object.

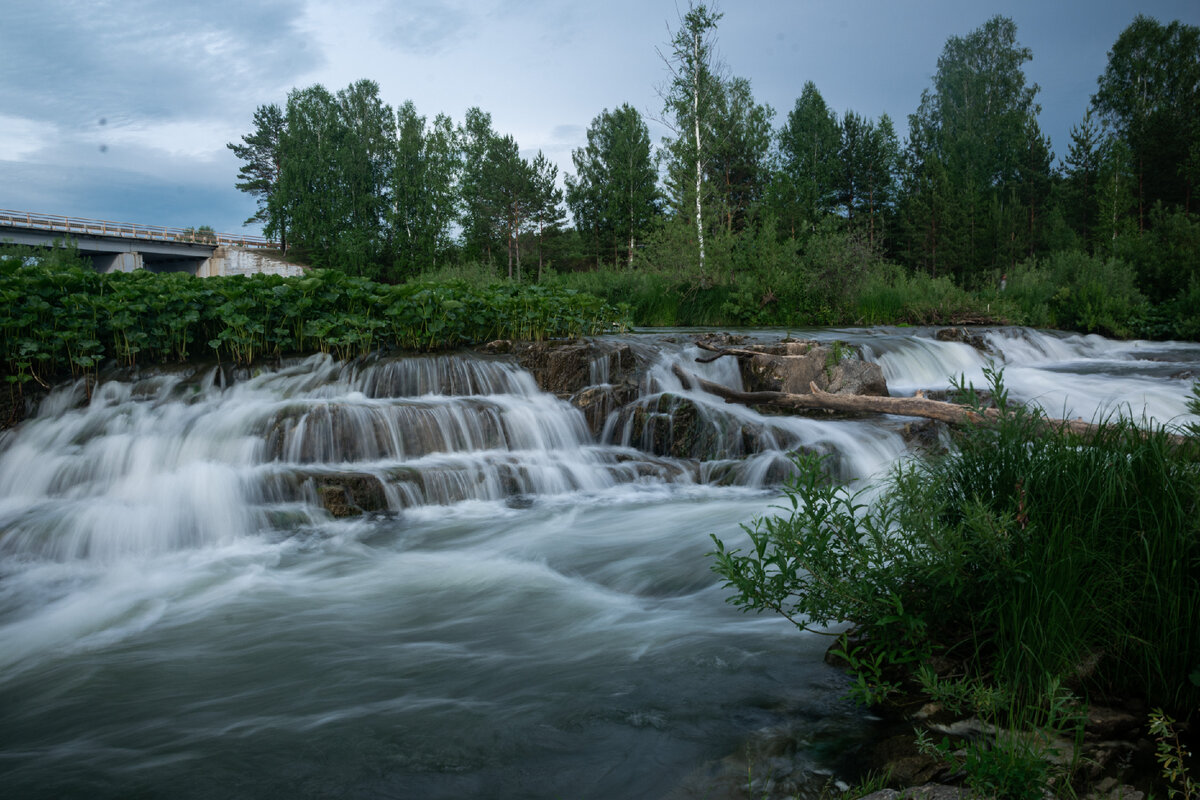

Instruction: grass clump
[712,369,1200,791]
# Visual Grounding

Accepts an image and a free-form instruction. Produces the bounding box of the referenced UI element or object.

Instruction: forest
[228,9,1200,340]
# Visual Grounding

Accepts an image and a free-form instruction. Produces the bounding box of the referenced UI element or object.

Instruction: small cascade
[2,327,1198,800]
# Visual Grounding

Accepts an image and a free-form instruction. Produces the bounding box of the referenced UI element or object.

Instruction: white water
[1,327,1196,799]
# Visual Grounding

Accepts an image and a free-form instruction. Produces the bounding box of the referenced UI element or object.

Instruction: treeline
[228,8,1200,339]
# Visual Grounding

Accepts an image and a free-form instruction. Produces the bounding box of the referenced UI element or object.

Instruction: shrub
[712,369,1200,715]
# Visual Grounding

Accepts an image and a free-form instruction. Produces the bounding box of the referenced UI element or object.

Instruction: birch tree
[659,2,723,271]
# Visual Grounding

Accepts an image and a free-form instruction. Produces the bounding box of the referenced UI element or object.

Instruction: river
[1,327,1197,799]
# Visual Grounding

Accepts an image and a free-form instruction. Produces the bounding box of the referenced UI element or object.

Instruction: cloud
[0,115,60,160]
[1,0,318,126]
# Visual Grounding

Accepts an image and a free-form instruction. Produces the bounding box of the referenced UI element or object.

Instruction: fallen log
[694,340,776,363]
[671,363,1164,441]
[673,363,993,424]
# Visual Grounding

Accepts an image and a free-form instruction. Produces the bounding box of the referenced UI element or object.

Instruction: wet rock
[0,386,35,429]
[739,340,889,398]
[1085,705,1144,740]
[480,339,512,354]
[827,359,889,396]
[506,339,641,397]
[615,393,765,460]
[502,338,648,436]
[696,332,749,347]
[570,383,640,437]
[900,420,944,452]
[935,327,989,351]
[313,473,388,517]
[1086,778,1146,800]
[869,735,948,786]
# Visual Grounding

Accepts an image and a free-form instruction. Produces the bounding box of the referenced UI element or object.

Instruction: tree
[899,15,1047,283]
[274,84,341,261]
[772,81,841,239]
[1093,15,1200,221]
[488,134,533,280]
[527,151,566,280]
[565,104,659,268]
[458,107,502,265]
[227,103,286,248]
[836,111,900,248]
[1060,108,1105,249]
[331,79,395,274]
[392,101,459,277]
[269,80,395,275]
[659,2,724,271]
[708,77,774,235]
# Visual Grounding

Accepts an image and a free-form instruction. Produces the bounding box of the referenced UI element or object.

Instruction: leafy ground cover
[0,253,629,389]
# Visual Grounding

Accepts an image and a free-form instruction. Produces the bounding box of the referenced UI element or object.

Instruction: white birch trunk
[692,30,705,270]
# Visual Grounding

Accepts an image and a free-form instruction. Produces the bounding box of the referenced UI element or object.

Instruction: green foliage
[221,15,1200,340]
[1093,16,1200,217]
[1148,708,1197,800]
[565,103,660,268]
[0,262,629,386]
[1038,250,1145,337]
[849,262,987,326]
[900,16,1049,283]
[712,369,1200,716]
[1116,205,1200,306]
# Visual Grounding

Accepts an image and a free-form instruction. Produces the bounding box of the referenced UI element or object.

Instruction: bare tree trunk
[692,30,706,272]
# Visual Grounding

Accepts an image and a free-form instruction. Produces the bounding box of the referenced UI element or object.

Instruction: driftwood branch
[694,341,770,363]
[672,363,1153,441]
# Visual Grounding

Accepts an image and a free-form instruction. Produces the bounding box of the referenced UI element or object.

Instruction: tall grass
[713,370,1200,715]
[901,392,1200,710]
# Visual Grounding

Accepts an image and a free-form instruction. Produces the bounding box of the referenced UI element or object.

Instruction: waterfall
[1,328,1196,800]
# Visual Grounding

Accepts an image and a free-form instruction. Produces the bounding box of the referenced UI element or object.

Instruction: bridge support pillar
[91,252,143,273]
[197,246,227,277]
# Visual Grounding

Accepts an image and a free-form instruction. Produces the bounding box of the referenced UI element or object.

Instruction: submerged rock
[501,338,648,436]
[934,327,989,351]
[310,473,389,517]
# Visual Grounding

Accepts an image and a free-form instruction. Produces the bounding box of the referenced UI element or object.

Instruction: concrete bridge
[0,209,303,277]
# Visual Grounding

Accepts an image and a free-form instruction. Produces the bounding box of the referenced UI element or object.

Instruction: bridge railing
[0,209,276,248]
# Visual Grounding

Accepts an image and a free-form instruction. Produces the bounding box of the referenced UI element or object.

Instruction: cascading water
[1,327,1197,799]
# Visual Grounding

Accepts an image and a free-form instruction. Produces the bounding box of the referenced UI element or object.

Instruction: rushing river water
[2,327,1198,799]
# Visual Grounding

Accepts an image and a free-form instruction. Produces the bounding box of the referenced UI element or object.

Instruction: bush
[0,263,630,386]
[712,369,1200,715]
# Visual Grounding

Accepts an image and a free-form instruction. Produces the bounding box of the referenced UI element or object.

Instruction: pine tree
[227,103,286,248]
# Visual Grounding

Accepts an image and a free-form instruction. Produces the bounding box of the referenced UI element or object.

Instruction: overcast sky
[2,0,1197,236]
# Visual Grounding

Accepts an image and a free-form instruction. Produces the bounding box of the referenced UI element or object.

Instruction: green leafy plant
[1148,708,1197,800]
[0,258,630,388]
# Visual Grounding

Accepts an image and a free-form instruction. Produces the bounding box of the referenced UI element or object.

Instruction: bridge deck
[0,209,273,249]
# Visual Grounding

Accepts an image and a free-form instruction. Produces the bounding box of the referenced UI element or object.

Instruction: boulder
[739,340,889,398]
[501,339,647,436]
[935,327,989,351]
[613,393,763,460]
